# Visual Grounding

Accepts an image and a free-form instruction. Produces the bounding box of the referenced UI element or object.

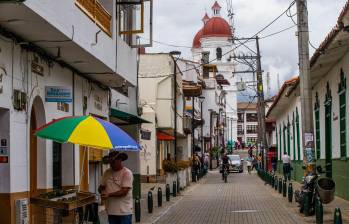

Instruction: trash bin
[317,177,335,204]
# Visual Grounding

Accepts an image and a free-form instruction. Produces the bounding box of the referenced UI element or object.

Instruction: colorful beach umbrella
[36,115,140,150]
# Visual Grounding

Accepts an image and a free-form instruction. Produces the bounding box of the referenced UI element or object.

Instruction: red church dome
[192,2,232,49]
[202,17,232,38]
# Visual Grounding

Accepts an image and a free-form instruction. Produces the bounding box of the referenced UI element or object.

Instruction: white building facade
[0,0,142,222]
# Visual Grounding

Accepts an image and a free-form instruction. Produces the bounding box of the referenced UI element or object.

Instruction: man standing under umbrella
[99,151,133,224]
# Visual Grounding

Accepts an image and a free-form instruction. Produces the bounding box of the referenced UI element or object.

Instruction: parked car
[219,154,244,173]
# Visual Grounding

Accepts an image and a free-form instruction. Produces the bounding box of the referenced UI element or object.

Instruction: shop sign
[45,86,72,103]
[141,129,151,140]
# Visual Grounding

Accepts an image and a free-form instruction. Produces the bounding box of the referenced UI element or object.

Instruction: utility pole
[296,0,315,175]
[256,36,268,169]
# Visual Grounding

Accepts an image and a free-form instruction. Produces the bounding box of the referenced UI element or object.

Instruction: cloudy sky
[145,0,347,99]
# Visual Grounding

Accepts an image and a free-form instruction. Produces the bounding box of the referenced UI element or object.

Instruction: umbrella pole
[78,148,87,192]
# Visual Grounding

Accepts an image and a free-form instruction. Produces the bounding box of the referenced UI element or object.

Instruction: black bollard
[166,184,170,201]
[283,180,287,197]
[278,178,283,194]
[271,175,275,188]
[173,181,177,197]
[135,197,141,222]
[288,182,293,202]
[274,177,278,191]
[147,191,153,214]
[304,191,311,216]
[334,207,342,224]
[157,187,162,207]
[315,197,323,224]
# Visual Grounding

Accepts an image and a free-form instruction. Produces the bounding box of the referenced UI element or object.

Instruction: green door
[324,82,332,178]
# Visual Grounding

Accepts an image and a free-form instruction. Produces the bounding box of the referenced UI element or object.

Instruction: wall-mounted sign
[94,94,103,111]
[141,129,151,140]
[0,156,8,163]
[45,86,72,103]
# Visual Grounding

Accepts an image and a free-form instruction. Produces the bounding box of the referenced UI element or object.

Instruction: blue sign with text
[45,86,72,102]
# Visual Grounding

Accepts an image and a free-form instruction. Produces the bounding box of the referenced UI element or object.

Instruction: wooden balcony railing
[76,0,112,36]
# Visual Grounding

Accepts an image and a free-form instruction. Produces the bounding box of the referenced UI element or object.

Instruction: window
[246,137,257,144]
[216,48,222,60]
[292,112,296,160]
[314,92,321,159]
[237,113,244,122]
[246,125,258,134]
[237,125,243,135]
[338,69,347,159]
[246,113,258,122]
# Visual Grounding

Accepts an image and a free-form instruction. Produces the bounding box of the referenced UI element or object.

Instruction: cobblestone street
[154,170,303,224]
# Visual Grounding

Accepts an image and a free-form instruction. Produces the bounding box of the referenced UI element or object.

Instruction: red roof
[212,1,221,9]
[266,76,299,118]
[202,17,232,38]
[157,132,175,141]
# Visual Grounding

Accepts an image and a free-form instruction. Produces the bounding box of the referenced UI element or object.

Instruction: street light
[169,51,181,162]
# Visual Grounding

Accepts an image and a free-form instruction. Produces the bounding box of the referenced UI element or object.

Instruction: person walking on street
[251,155,257,171]
[257,153,262,169]
[282,153,291,181]
[99,151,133,224]
[271,156,278,174]
[245,156,252,174]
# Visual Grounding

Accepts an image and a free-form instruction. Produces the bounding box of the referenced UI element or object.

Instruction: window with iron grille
[338,69,347,159]
[246,125,258,134]
[314,92,321,159]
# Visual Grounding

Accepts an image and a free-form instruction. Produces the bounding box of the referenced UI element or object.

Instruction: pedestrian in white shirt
[282,153,291,181]
[99,151,133,224]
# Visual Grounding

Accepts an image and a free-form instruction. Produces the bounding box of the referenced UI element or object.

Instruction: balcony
[76,0,112,36]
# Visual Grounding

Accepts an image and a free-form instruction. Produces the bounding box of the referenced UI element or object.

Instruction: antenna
[225,0,235,37]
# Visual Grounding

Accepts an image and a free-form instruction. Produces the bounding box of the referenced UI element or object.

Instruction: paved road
[154,170,303,224]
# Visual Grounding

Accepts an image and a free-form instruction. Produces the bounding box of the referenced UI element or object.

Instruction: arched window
[216,47,222,61]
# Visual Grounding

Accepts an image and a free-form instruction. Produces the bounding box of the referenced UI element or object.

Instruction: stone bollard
[135,197,141,222]
[148,191,153,214]
[283,179,287,197]
[166,184,170,202]
[288,182,293,203]
[333,207,342,224]
[173,181,177,197]
[157,187,162,207]
[315,197,323,224]
[278,178,283,194]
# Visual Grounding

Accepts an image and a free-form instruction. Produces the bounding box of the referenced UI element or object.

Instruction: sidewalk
[98,176,206,224]
[263,173,349,223]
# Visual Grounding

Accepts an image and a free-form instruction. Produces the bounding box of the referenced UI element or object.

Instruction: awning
[110,108,151,125]
[157,132,175,141]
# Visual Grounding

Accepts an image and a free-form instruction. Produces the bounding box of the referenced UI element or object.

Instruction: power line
[140,0,297,79]
[260,25,297,39]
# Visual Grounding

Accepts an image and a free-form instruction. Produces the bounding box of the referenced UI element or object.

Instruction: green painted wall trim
[277,159,349,201]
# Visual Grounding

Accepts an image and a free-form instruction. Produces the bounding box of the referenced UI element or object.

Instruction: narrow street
[154,170,302,224]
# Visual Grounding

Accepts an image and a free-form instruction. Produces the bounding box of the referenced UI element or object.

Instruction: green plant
[211,146,220,157]
[177,160,191,170]
[162,160,179,173]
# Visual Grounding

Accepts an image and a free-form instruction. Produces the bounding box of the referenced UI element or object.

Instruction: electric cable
[140,0,297,79]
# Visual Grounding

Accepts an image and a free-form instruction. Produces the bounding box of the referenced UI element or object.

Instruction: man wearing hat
[99,151,133,224]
